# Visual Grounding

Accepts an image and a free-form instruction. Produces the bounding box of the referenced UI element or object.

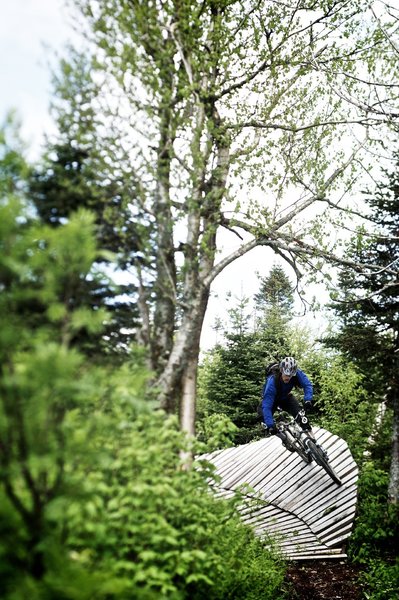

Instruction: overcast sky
[0,0,328,351]
[0,0,76,157]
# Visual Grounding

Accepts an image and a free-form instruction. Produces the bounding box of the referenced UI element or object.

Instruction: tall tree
[63,0,397,433]
[29,53,143,360]
[254,264,294,317]
[254,264,295,350]
[197,268,296,444]
[327,154,399,502]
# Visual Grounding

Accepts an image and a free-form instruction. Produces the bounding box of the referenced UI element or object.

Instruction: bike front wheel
[306,440,342,486]
[289,439,312,464]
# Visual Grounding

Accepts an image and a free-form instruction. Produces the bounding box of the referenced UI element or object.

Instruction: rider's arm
[296,369,313,403]
[262,377,277,427]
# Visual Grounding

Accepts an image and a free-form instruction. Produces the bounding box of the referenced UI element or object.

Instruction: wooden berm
[199,427,358,560]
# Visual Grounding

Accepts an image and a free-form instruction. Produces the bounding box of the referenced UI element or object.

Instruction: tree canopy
[58,0,398,432]
[326,152,399,502]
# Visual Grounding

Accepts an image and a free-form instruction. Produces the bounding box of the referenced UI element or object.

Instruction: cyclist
[262,357,314,441]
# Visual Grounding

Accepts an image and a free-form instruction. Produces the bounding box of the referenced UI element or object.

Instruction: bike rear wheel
[306,440,342,486]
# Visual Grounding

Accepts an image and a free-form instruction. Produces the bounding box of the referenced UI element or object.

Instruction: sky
[0,0,78,155]
[0,0,331,351]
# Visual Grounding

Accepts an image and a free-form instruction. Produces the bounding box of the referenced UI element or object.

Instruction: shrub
[359,558,399,600]
[349,465,399,564]
[0,197,286,599]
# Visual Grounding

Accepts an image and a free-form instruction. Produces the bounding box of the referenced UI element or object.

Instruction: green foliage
[358,558,399,600]
[196,412,238,452]
[349,465,399,563]
[0,200,108,350]
[348,461,399,599]
[348,405,399,598]
[0,111,30,197]
[312,355,372,462]
[56,411,286,600]
[197,333,269,445]
[0,192,286,599]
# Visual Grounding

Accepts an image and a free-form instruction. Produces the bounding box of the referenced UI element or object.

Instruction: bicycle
[270,412,342,486]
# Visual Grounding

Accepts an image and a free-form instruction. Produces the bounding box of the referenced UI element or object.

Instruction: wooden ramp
[199,427,358,560]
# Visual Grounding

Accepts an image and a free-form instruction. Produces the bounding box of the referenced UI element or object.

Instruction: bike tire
[289,440,312,464]
[306,440,342,486]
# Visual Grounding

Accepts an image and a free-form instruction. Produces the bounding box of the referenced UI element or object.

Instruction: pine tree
[198,267,296,444]
[327,157,399,502]
[28,54,143,360]
[254,264,294,317]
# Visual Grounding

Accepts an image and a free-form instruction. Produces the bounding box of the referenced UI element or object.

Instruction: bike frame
[274,413,342,486]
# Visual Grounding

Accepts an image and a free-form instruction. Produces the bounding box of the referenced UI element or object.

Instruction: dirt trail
[285,559,363,599]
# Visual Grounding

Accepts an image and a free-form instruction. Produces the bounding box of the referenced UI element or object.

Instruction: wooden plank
[198,426,358,560]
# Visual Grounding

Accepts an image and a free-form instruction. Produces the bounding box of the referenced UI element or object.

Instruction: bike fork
[304,436,329,461]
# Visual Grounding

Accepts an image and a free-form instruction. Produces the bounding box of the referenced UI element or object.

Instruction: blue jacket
[262,369,313,427]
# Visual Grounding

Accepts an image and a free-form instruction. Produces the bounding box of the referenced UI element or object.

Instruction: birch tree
[67,0,398,434]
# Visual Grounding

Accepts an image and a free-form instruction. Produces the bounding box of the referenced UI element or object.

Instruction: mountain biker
[262,357,314,441]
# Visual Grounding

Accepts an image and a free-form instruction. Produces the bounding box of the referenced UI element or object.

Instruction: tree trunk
[178,290,209,442]
[178,292,209,468]
[157,286,210,417]
[180,356,198,435]
[388,387,399,504]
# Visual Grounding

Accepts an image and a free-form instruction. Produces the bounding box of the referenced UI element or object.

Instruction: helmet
[279,357,297,376]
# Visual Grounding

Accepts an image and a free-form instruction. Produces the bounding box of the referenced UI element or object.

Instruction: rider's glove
[304,401,313,414]
[266,424,278,436]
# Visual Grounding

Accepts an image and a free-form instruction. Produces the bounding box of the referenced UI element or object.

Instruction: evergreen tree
[198,268,296,444]
[28,53,144,360]
[254,264,294,317]
[326,156,399,502]
[198,333,266,444]
[255,264,295,359]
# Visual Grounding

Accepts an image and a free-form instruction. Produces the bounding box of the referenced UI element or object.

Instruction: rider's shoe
[278,431,295,452]
[282,442,295,453]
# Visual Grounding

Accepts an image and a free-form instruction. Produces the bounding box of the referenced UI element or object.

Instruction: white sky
[0,1,78,155]
[0,0,334,351]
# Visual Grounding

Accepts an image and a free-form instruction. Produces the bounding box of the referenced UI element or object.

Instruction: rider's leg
[275,429,296,452]
[277,430,295,451]
[283,393,314,435]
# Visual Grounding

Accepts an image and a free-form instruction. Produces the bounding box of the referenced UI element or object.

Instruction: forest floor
[284,559,364,599]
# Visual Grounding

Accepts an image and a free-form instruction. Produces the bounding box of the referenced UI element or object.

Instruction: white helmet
[280,356,297,376]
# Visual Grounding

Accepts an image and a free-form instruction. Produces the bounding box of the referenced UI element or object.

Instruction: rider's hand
[304,401,313,414]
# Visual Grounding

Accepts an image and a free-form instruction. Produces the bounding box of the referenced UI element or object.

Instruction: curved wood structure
[199,427,358,560]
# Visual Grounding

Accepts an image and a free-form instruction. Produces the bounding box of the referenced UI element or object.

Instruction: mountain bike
[273,412,342,486]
